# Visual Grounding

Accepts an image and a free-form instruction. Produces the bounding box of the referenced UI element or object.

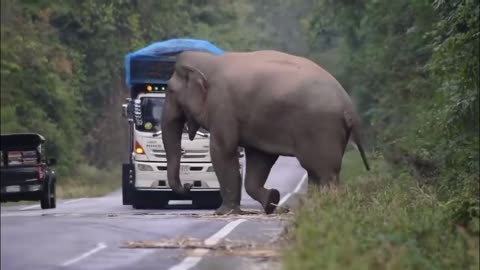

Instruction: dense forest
[0,0,308,173]
[1,0,480,269]
[308,0,479,227]
[1,0,478,252]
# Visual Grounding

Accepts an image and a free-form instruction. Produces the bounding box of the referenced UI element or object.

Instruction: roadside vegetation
[283,1,479,269]
[283,152,479,270]
[1,0,478,266]
[56,165,120,199]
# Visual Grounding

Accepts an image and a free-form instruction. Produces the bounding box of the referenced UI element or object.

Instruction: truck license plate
[6,185,20,193]
[180,165,190,175]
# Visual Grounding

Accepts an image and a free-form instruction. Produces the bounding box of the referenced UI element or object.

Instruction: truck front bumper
[134,161,221,190]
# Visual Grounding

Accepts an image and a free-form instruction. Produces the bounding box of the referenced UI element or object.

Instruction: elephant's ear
[179,64,208,141]
[180,64,208,96]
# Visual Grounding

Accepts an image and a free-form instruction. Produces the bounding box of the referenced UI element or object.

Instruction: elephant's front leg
[210,138,243,215]
[244,147,279,214]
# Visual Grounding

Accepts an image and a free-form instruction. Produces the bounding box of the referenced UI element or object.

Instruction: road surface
[1,157,307,270]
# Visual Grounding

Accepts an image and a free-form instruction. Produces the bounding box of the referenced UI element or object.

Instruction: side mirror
[48,158,56,166]
[122,98,132,118]
[237,147,245,158]
[122,103,129,118]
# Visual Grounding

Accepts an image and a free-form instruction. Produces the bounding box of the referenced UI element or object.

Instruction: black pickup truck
[0,133,57,209]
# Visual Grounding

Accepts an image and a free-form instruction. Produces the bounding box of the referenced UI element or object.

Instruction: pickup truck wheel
[40,183,53,209]
[49,182,56,208]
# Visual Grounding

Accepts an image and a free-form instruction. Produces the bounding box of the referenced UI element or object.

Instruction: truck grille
[150,149,208,159]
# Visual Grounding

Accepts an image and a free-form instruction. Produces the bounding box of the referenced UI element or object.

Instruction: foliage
[283,152,479,270]
[306,0,479,232]
[1,2,478,265]
[1,0,83,174]
[57,164,121,199]
[0,0,285,175]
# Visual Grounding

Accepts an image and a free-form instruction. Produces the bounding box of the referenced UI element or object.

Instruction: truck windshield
[136,97,165,132]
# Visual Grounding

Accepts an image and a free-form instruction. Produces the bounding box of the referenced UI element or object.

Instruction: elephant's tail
[344,111,370,171]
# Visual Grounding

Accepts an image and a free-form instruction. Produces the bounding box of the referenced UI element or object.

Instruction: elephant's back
[214,53,353,118]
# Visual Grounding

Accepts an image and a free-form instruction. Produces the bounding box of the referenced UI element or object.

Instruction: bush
[56,164,120,199]
[283,152,479,270]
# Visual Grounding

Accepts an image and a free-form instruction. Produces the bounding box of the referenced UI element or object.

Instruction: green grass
[56,164,121,199]
[282,151,479,270]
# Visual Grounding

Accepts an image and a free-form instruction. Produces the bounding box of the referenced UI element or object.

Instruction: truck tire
[50,181,56,208]
[193,192,222,209]
[132,201,147,209]
[122,164,134,205]
[40,182,53,209]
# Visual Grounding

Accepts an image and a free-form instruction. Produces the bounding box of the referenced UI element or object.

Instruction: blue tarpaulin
[125,38,224,86]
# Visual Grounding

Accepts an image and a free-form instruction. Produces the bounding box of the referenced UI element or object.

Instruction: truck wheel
[122,164,134,205]
[132,202,147,209]
[40,182,53,209]
[50,182,56,208]
[194,192,222,209]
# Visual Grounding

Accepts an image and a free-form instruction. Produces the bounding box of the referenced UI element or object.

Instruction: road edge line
[19,204,40,210]
[17,197,86,211]
[63,198,86,204]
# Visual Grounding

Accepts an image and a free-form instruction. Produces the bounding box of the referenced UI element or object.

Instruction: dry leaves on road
[122,237,281,258]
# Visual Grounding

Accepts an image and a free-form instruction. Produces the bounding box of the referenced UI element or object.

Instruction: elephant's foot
[263,189,280,215]
[214,204,242,215]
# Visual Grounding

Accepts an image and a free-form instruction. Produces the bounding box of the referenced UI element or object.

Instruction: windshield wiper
[152,130,209,138]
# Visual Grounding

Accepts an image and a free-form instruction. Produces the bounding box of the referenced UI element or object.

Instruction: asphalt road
[1,157,307,270]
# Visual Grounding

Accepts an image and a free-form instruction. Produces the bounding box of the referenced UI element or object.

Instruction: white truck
[121,39,240,209]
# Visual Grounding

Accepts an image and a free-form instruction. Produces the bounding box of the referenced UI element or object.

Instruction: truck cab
[121,39,239,209]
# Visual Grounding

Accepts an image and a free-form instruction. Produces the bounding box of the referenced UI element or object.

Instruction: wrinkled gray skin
[161,50,370,215]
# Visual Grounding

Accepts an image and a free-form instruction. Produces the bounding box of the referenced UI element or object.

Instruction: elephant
[161,50,370,215]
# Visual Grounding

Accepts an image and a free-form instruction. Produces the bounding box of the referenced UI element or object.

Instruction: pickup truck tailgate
[1,167,39,186]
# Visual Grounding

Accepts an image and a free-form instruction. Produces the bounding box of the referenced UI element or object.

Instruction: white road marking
[19,204,40,210]
[278,172,308,207]
[168,219,247,270]
[204,219,246,246]
[294,173,307,193]
[61,242,107,266]
[63,198,86,204]
[17,197,86,211]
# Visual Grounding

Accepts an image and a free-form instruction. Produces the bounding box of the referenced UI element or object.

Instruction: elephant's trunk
[161,98,192,195]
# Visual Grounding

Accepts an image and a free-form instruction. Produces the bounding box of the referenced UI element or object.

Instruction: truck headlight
[137,164,153,171]
[207,166,215,172]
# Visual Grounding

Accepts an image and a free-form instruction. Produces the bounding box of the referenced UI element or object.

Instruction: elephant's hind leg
[244,147,279,214]
[298,141,344,189]
[307,170,340,188]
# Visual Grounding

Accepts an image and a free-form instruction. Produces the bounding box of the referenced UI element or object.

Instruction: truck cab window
[135,97,165,132]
